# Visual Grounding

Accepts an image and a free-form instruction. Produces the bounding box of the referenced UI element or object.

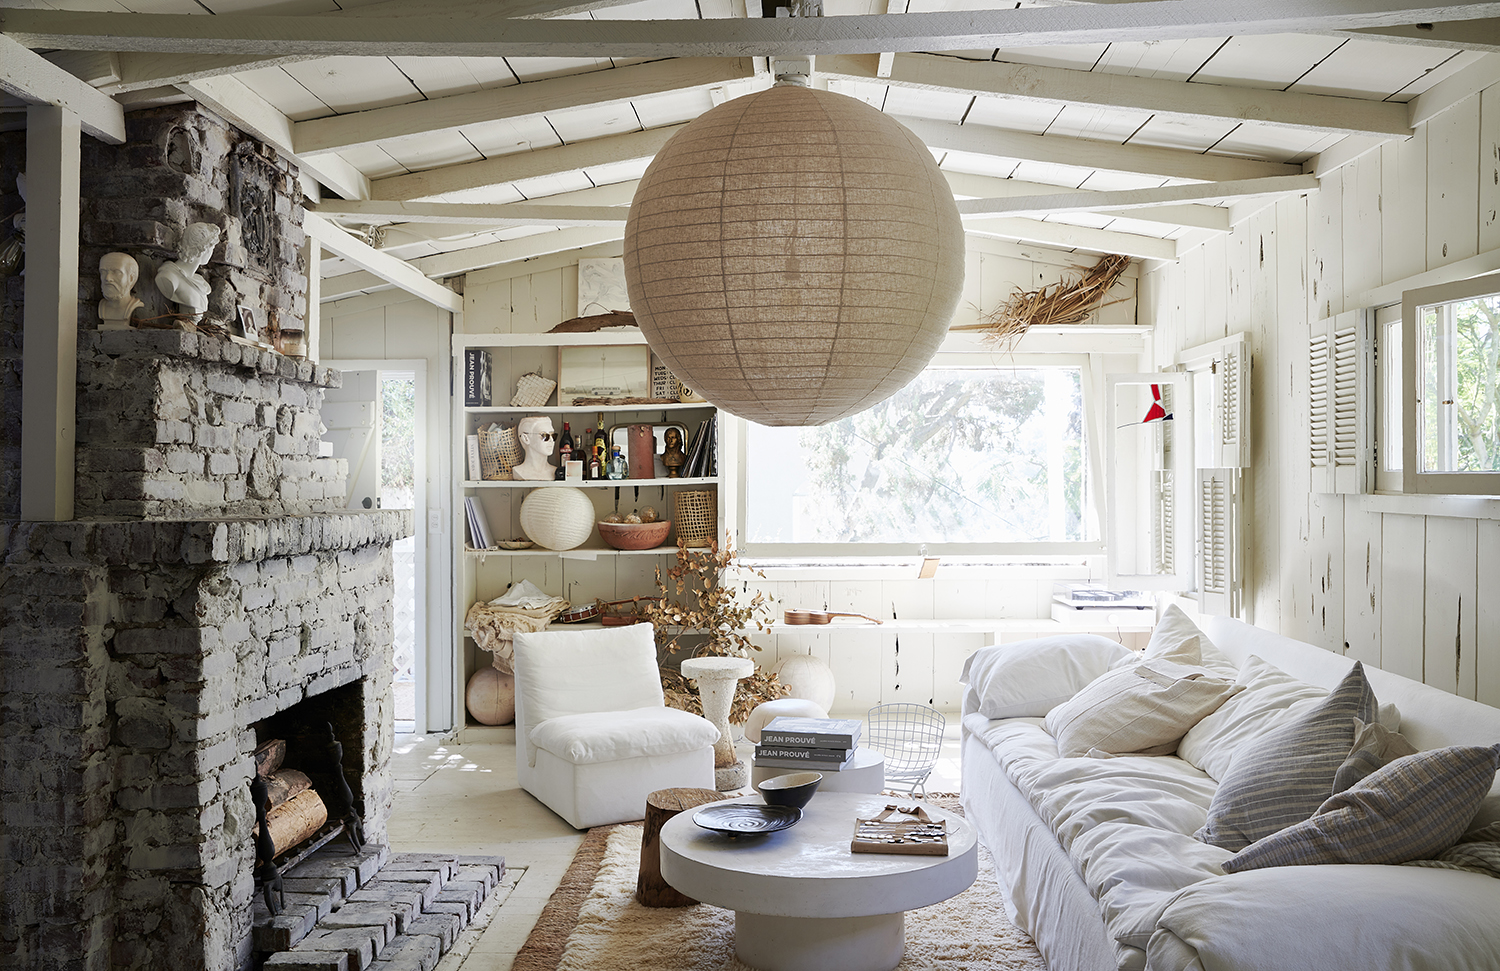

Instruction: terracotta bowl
[597,519,672,550]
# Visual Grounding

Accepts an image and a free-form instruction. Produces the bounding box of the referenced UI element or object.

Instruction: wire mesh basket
[865,703,946,796]
[477,423,521,480]
[673,490,717,548]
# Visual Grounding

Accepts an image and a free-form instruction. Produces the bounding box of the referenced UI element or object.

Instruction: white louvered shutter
[1197,468,1241,616]
[1309,331,1331,491]
[1309,309,1371,494]
[1216,338,1248,468]
[1153,469,1175,577]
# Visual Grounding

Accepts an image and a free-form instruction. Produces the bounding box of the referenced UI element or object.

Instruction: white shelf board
[464,476,716,488]
[464,402,707,415]
[454,330,647,350]
[464,545,683,558]
[769,618,1153,634]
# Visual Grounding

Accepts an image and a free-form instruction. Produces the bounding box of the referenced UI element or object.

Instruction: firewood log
[263,769,312,810]
[264,789,327,857]
[253,739,286,777]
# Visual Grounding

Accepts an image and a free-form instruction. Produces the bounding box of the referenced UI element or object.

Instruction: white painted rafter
[903,116,1300,183]
[0,35,124,143]
[370,126,683,202]
[9,1,1500,58]
[965,218,1179,262]
[317,200,629,227]
[819,53,1412,138]
[294,58,753,156]
[955,174,1319,219]
[943,171,1231,232]
[402,227,626,278]
[304,212,463,311]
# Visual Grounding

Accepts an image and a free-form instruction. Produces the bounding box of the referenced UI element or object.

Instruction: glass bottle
[607,445,628,480]
[581,427,593,480]
[555,422,572,480]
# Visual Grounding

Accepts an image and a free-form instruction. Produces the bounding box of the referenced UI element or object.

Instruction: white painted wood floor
[391,724,965,971]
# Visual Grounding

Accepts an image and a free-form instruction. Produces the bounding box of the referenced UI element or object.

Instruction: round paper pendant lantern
[624,83,965,427]
[519,487,595,550]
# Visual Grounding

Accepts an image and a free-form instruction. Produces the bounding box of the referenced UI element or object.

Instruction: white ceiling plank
[819,51,1413,138]
[1304,133,1389,178]
[1092,37,1226,81]
[280,56,424,114]
[965,217,1179,261]
[404,226,626,277]
[457,114,562,158]
[42,50,121,86]
[1287,37,1459,99]
[1407,52,1500,127]
[292,57,751,155]
[1044,103,1153,142]
[508,170,596,199]
[963,93,1062,134]
[546,101,643,143]
[944,171,1226,231]
[901,116,1302,182]
[231,63,333,120]
[1189,33,1346,90]
[183,75,372,199]
[1125,113,1238,152]
[316,199,629,226]
[503,55,614,82]
[331,142,408,179]
[370,124,683,200]
[372,128,483,173]
[954,173,1318,218]
[388,55,516,100]
[1385,49,1484,101]
[304,210,463,309]
[321,268,394,302]
[0,35,125,143]
[989,45,1109,71]
[1206,120,1339,164]
[14,2,1500,58]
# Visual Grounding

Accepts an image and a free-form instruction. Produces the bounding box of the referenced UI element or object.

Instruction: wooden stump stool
[636,787,728,907]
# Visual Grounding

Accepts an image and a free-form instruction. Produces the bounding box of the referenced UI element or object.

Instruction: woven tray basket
[673,489,717,548]
[510,372,556,408]
[477,424,522,480]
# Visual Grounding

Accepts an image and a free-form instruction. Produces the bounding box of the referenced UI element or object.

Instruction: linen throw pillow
[960,634,1134,719]
[1135,604,1240,678]
[1196,661,1378,852]
[1043,648,1243,758]
[1332,718,1419,794]
[1177,655,1331,781]
[1222,743,1500,871]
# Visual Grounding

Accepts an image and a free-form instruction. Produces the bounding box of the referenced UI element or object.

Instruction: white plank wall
[1142,84,1500,709]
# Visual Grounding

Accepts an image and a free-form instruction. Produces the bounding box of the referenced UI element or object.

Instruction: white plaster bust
[155,222,220,315]
[98,252,143,330]
[512,415,557,481]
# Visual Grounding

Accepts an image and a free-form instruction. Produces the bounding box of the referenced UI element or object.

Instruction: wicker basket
[673,489,717,548]
[477,423,522,480]
[510,372,556,408]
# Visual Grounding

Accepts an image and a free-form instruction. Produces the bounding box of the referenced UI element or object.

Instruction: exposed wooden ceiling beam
[295,57,751,156]
[181,76,372,201]
[821,53,1411,139]
[0,35,124,143]
[1338,19,1500,51]
[304,211,463,311]
[9,1,1500,58]
[317,200,628,227]
[942,171,1229,232]
[903,116,1299,183]
[403,226,625,278]
[965,218,1179,262]
[955,173,1319,218]
[370,125,682,201]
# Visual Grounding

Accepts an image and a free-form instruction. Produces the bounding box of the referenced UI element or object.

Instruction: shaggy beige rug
[522,809,1047,971]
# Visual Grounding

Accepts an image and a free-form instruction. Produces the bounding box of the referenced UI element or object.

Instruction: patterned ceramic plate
[693,804,802,835]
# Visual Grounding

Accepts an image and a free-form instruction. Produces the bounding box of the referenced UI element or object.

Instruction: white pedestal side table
[680,655,755,791]
[660,792,977,971]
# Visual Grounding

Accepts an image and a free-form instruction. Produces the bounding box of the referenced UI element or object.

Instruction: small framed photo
[235,305,257,341]
[557,344,650,406]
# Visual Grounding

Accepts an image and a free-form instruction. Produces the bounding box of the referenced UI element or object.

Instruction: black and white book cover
[464,349,493,407]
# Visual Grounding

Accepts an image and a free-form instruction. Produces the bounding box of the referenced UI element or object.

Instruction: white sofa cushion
[1044,653,1243,759]
[961,634,1133,719]
[529,705,720,765]
[513,622,664,725]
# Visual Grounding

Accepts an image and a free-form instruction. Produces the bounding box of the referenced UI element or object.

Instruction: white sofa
[960,614,1500,971]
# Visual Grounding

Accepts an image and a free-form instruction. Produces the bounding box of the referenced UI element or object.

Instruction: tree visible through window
[745,367,1088,547]
[1421,296,1500,473]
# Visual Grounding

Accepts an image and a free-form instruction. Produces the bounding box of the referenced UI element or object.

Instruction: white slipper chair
[512,623,719,829]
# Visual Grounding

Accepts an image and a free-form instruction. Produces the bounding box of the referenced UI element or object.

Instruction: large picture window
[740,362,1095,555]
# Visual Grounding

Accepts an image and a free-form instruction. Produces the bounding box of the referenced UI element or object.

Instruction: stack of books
[754,716,862,771]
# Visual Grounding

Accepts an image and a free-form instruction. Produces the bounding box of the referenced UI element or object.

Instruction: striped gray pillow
[1222,743,1500,871]
[1196,661,1377,852]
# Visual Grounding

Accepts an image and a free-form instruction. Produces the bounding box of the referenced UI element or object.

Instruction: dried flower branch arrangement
[955,252,1132,349]
[640,538,787,724]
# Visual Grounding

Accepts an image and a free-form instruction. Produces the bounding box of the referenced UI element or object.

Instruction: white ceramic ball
[519,487,595,550]
[466,667,515,726]
[776,654,837,712]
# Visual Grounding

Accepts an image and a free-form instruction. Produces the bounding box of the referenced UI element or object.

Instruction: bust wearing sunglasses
[513,415,558,480]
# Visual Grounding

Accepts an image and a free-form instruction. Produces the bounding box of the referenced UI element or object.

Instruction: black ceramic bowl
[756,771,823,809]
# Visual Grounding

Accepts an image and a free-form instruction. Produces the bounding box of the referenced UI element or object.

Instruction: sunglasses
[538,432,556,441]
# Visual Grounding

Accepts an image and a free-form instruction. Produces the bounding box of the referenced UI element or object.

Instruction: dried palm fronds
[964,253,1132,349]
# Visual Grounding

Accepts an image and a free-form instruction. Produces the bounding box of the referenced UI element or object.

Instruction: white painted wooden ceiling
[4,0,1493,298]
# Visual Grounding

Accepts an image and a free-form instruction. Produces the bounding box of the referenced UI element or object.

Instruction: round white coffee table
[659,792,977,971]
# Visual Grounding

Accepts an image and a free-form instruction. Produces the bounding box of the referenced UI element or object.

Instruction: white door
[323,369,381,510]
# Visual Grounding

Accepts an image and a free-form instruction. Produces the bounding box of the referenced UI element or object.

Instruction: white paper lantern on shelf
[777,654,837,712]
[519,487,595,551]
[624,82,965,427]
